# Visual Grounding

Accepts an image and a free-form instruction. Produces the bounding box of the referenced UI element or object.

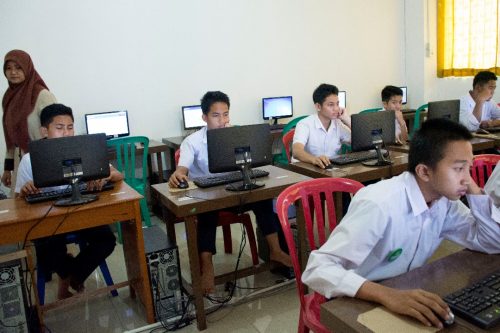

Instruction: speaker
[143,225,182,320]
[0,259,29,333]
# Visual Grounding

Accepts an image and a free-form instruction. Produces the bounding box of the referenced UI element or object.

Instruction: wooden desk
[0,182,155,324]
[321,250,500,332]
[388,137,497,154]
[288,151,408,183]
[151,165,310,330]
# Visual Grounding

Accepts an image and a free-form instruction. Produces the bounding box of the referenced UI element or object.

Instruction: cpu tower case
[143,225,182,321]
[0,259,29,333]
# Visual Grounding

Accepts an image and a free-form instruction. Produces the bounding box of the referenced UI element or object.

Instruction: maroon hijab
[2,50,48,152]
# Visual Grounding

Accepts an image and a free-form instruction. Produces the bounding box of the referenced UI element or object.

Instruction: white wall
[0,0,406,173]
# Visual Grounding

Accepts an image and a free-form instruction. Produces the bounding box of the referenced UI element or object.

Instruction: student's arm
[480,103,500,128]
[292,142,330,169]
[15,155,38,198]
[168,166,189,188]
[471,90,491,123]
[2,147,15,187]
[18,181,40,198]
[395,110,409,143]
[338,107,351,129]
[87,165,124,191]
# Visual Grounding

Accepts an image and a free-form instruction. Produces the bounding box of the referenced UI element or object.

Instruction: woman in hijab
[2,50,56,189]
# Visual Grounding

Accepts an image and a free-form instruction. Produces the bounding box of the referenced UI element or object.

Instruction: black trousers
[197,199,284,254]
[35,225,116,285]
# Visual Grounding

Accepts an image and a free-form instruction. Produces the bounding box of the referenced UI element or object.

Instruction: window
[437,0,500,77]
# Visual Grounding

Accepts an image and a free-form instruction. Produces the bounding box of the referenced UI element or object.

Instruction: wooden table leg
[184,215,207,330]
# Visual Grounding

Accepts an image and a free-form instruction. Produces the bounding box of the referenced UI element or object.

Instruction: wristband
[4,159,14,171]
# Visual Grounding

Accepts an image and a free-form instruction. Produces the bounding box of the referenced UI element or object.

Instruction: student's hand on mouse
[1,171,11,187]
[20,181,40,197]
[312,156,331,169]
[480,120,492,128]
[168,171,189,188]
[379,287,451,329]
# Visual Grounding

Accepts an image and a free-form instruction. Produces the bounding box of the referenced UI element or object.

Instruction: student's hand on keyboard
[20,181,40,198]
[312,155,331,169]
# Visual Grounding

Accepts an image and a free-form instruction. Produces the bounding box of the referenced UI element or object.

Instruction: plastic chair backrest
[282,115,308,136]
[410,103,428,139]
[274,116,308,165]
[107,136,149,183]
[276,178,364,309]
[471,154,500,188]
[359,107,382,114]
[282,129,295,163]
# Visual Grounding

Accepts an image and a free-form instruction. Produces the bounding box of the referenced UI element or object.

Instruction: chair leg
[116,222,123,244]
[298,311,309,333]
[222,225,233,254]
[99,261,118,297]
[139,197,152,227]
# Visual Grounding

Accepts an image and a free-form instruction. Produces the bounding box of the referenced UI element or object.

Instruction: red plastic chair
[471,154,500,188]
[174,149,258,264]
[282,129,295,163]
[276,178,364,333]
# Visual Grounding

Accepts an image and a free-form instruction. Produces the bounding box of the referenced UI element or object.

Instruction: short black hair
[381,85,403,102]
[40,104,74,128]
[313,84,339,105]
[200,91,230,115]
[473,71,497,88]
[408,118,472,174]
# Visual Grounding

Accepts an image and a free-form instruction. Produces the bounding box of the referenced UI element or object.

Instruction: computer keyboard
[25,182,114,204]
[330,150,384,165]
[193,169,270,188]
[269,124,285,130]
[444,270,500,328]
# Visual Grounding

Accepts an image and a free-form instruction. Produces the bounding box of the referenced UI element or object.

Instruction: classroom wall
[0,0,406,176]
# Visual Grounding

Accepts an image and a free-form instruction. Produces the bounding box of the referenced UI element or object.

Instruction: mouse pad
[168,181,198,193]
[357,307,439,333]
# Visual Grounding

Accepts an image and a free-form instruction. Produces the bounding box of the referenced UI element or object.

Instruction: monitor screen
[427,100,460,123]
[207,124,272,174]
[85,111,129,138]
[262,96,293,121]
[400,86,408,104]
[29,133,110,189]
[338,91,347,109]
[182,105,205,130]
[351,110,396,152]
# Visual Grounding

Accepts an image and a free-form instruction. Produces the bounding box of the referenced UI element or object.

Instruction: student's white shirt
[178,126,213,179]
[301,171,500,299]
[459,93,500,131]
[15,153,65,194]
[292,114,351,162]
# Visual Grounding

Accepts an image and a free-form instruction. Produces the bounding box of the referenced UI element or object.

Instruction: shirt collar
[314,113,337,131]
[201,126,208,144]
[404,172,430,216]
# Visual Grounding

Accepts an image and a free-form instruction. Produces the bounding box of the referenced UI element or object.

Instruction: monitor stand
[55,178,98,206]
[362,145,392,167]
[226,164,265,192]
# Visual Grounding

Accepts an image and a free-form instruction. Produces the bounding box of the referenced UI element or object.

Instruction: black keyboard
[193,169,270,188]
[269,124,285,130]
[25,182,114,204]
[330,150,382,165]
[444,270,500,328]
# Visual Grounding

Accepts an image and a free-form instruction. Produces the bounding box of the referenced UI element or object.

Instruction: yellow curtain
[437,0,500,77]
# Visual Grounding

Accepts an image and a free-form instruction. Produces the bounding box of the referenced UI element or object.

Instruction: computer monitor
[29,133,111,206]
[338,91,347,109]
[351,110,396,166]
[182,105,205,130]
[262,96,293,125]
[85,110,130,139]
[400,86,408,104]
[427,99,460,123]
[207,123,272,191]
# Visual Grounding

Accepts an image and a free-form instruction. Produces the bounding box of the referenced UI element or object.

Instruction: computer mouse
[324,164,335,170]
[443,309,455,326]
[178,180,189,189]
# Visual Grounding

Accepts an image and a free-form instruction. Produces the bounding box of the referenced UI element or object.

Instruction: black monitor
[399,86,408,104]
[427,99,460,122]
[351,111,396,166]
[29,133,110,206]
[85,110,130,139]
[207,124,272,191]
[338,91,347,109]
[182,105,205,130]
[262,96,293,125]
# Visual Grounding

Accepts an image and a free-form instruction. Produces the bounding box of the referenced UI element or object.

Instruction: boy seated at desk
[292,83,351,169]
[381,85,409,144]
[459,70,500,132]
[15,103,121,299]
[302,118,500,329]
[168,91,291,294]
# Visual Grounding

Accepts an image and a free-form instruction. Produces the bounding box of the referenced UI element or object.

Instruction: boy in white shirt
[292,83,351,169]
[459,71,500,131]
[381,85,409,144]
[302,118,500,329]
[168,91,291,294]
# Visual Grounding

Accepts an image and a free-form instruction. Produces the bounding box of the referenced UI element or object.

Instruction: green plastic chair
[107,136,152,242]
[274,115,308,165]
[359,107,383,114]
[410,103,428,139]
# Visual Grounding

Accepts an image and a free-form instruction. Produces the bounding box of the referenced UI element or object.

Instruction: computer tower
[143,225,182,321]
[0,259,29,333]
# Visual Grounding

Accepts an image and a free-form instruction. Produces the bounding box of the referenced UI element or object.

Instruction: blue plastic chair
[36,235,117,305]
[107,136,152,242]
